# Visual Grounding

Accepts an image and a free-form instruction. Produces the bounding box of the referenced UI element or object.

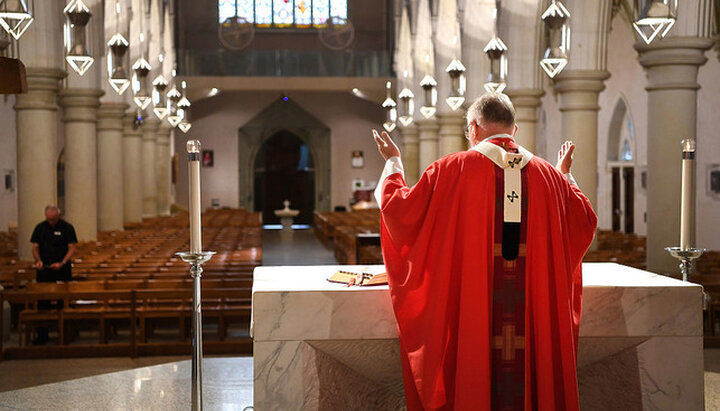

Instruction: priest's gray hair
[466,92,516,128]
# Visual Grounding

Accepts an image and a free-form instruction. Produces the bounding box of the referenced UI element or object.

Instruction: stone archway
[238,97,331,219]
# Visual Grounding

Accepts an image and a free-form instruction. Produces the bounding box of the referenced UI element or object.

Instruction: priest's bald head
[465,92,518,147]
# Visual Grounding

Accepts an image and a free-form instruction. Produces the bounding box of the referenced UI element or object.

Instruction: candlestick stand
[177,251,216,411]
[665,247,705,282]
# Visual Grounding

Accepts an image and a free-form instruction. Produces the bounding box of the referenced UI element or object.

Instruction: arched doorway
[253,130,315,224]
[607,97,636,234]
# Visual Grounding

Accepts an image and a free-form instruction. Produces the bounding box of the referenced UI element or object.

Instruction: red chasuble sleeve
[378,150,597,411]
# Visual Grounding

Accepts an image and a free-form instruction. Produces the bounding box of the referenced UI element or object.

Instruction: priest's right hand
[556,141,575,174]
[373,129,401,161]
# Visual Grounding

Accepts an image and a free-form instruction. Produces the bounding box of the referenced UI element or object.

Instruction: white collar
[470,137,533,170]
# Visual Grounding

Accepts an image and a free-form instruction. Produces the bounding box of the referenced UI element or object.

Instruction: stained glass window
[218,0,347,28]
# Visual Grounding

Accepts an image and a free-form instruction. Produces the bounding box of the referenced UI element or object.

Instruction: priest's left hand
[373,129,401,161]
[556,141,575,174]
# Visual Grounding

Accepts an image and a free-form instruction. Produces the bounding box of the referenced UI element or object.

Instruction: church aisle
[0,357,253,410]
[261,228,337,266]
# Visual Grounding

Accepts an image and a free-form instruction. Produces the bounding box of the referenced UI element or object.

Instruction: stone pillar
[97,102,128,231]
[437,112,466,157]
[418,119,440,174]
[59,89,103,242]
[155,126,172,216]
[553,70,610,210]
[635,37,713,275]
[506,89,544,153]
[14,68,65,260]
[122,113,143,225]
[141,118,160,218]
[399,124,420,186]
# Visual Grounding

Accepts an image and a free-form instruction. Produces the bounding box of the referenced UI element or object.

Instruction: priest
[372,92,597,411]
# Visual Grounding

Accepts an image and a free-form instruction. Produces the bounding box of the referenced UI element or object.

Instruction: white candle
[680,139,695,251]
[187,140,202,254]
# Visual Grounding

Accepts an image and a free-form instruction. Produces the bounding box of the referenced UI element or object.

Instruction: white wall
[0,96,17,231]
[538,13,720,249]
[174,90,385,213]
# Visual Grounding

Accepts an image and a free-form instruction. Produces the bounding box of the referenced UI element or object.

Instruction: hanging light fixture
[419,75,437,119]
[152,75,168,119]
[381,81,397,133]
[166,86,183,127]
[177,81,192,132]
[633,0,676,44]
[63,0,93,76]
[107,2,129,95]
[445,59,466,111]
[484,3,508,93]
[398,88,414,127]
[132,56,152,109]
[540,0,571,78]
[0,0,33,40]
[483,37,507,93]
[131,1,151,110]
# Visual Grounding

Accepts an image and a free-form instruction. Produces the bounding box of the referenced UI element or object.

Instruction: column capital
[635,37,714,92]
[399,123,419,140]
[141,118,161,140]
[13,68,66,111]
[123,113,142,138]
[97,102,129,132]
[437,111,465,125]
[418,118,440,140]
[554,70,610,112]
[505,88,545,109]
[59,88,103,123]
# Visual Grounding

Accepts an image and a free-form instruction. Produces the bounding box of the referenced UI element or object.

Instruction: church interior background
[1,0,720,409]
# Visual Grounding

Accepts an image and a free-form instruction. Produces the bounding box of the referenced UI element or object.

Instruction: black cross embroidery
[507,191,519,203]
[507,157,521,168]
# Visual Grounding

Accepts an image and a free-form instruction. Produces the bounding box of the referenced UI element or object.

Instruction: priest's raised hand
[556,140,575,174]
[372,129,400,161]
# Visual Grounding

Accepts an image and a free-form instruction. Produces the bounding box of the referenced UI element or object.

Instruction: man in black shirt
[30,205,77,282]
[29,205,77,344]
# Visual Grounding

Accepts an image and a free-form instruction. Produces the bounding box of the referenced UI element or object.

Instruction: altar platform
[252,263,704,410]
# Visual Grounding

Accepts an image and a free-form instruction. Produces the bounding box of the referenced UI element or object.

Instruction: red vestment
[377,143,597,411]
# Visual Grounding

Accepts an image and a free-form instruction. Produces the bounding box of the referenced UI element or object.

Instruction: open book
[327,268,388,286]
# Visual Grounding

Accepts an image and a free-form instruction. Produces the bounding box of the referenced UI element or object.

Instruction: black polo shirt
[30,219,78,264]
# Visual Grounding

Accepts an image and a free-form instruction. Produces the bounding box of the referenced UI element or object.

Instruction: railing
[177,49,392,77]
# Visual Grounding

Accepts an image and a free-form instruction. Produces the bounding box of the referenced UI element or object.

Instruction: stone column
[506,89,544,153]
[141,118,160,217]
[155,126,172,216]
[97,102,128,231]
[59,89,103,242]
[635,37,714,275]
[14,68,65,260]
[418,119,440,174]
[122,113,143,225]
[399,124,420,186]
[437,112,466,157]
[553,70,610,210]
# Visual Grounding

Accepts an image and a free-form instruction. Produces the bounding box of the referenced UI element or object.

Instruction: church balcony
[176,48,393,104]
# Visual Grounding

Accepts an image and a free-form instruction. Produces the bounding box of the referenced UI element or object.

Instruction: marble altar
[252,263,704,410]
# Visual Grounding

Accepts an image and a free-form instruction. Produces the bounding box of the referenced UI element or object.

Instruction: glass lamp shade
[132,58,152,109]
[540,0,571,78]
[107,33,130,95]
[381,81,397,133]
[633,0,676,44]
[419,74,438,119]
[0,0,34,40]
[483,37,508,93]
[166,86,183,127]
[64,0,93,76]
[152,75,169,119]
[445,59,466,111]
[398,88,414,127]
[178,119,192,133]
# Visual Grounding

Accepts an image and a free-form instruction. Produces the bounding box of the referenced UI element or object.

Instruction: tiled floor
[0,357,253,410]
